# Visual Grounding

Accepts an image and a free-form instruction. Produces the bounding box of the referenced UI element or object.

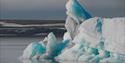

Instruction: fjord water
[0,37,82,63]
[0,37,41,63]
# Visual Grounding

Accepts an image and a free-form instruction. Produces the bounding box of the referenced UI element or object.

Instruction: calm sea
[0,37,85,63]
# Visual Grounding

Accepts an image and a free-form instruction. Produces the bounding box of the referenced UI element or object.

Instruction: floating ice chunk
[22,43,33,59]
[31,42,46,58]
[42,32,70,59]
[22,42,46,59]
[43,40,69,59]
[46,32,57,54]
[102,17,125,55]
[54,39,70,54]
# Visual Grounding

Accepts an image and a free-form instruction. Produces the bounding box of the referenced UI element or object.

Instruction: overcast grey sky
[0,0,125,20]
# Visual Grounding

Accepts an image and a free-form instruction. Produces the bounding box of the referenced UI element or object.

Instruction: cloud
[0,0,66,10]
[0,0,125,19]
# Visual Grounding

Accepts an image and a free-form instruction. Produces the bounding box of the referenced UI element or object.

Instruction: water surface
[0,37,82,63]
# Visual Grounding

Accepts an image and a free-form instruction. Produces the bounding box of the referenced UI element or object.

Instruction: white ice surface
[102,17,125,55]
[73,17,101,47]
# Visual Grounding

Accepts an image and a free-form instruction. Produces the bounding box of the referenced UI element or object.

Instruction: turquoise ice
[96,17,103,33]
[22,41,46,59]
[31,42,46,57]
[40,32,70,59]
[66,0,92,25]
[72,0,92,19]
[22,32,70,59]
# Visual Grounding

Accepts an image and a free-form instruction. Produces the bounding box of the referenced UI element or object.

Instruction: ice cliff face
[61,17,125,63]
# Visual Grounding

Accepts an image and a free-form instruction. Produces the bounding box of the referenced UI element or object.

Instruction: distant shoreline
[0,20,66,37]
[0,19,65,24]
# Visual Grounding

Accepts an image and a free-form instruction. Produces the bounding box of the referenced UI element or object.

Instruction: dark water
[0,37,83,63]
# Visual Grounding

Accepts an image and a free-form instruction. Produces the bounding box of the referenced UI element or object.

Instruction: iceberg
[22,0,125,63]
[59,17,125,62]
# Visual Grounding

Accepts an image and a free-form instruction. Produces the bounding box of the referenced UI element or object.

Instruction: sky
[0,0,125,20]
